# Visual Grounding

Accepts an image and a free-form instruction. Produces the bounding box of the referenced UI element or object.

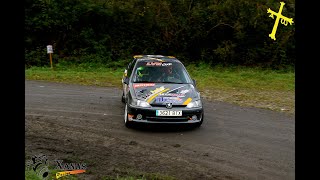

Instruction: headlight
[186,99,202,108]
[131,99,151,108]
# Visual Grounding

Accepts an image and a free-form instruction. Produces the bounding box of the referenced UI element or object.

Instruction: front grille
[145,116,189,122]
[151,104,187,108]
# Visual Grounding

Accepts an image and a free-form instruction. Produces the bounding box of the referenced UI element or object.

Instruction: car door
[123,59,137,99]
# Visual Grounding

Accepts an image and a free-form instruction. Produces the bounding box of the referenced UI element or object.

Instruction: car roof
[133,55,181,63]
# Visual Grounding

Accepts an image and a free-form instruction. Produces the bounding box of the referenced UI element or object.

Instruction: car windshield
[132,61,193,84]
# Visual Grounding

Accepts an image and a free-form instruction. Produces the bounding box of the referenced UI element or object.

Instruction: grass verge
[187,63,294,115]
[25,63,294,115]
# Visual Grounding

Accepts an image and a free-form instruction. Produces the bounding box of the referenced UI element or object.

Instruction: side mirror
[192,79,196,86]
[124,77,129,84]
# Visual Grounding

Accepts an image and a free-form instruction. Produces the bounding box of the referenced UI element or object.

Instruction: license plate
[156,110,182,116]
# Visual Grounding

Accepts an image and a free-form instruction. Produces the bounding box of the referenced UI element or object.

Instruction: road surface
[25,80,295,180]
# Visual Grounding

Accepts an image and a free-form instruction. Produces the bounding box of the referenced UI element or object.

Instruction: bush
[25,47,56,68]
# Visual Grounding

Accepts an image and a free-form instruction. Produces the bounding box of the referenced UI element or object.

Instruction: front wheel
[124,103,132,128]
[121,92,125,103]
[194,113,204,128]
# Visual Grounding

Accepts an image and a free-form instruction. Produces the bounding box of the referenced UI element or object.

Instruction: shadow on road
[127,123,202,133]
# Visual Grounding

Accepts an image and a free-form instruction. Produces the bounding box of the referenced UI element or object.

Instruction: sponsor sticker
[180,89,190,94]
[133,83,155,88]
[146,62,172,66]
[155,97,183,103]
[183,97,192,105]
[159,93,185,97]
[150,86,165,94]
[146,88,170,103]
[161,62,172,66]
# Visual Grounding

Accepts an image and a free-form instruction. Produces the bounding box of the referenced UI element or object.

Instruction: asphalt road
[25,80,295,180]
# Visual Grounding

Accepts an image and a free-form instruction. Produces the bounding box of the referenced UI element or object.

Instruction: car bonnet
[132,83,198,106]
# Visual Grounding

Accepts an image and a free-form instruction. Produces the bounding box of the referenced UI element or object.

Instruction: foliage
[25,0,295,69]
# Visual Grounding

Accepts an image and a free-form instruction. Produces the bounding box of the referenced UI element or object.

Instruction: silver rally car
[121,55,204,128]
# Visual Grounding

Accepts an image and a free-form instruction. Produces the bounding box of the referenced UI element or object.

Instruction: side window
[127,59,137,78]
[123,62,131,78]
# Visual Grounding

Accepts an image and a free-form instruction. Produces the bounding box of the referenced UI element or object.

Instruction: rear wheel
[124,103,132,128]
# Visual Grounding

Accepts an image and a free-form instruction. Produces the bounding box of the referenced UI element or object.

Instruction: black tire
[121,92,125,103]
[124,103,132,128]
[194,113,204,128]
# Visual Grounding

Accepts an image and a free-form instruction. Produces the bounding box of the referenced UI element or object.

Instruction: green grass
[25,168,80,180]
[25,166,175,180]
[186,63,295,114]
[25,63,124,87]
[25,169,42,180]
[25,62,294,114]
[187,64,294,91]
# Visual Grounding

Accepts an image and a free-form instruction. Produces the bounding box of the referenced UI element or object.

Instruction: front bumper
[127,104,203,124]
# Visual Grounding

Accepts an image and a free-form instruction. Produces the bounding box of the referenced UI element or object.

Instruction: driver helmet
[137,66,149,78]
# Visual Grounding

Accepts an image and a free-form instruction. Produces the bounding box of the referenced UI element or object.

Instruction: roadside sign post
[47,45,53,69]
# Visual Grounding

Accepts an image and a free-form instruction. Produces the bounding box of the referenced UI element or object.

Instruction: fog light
[136,114,142,120]
[192,115,197,120]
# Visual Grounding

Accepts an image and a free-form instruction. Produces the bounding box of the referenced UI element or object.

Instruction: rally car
[121,55,204,128]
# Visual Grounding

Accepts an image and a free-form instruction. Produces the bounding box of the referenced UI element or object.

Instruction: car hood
[132,83,199,106]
